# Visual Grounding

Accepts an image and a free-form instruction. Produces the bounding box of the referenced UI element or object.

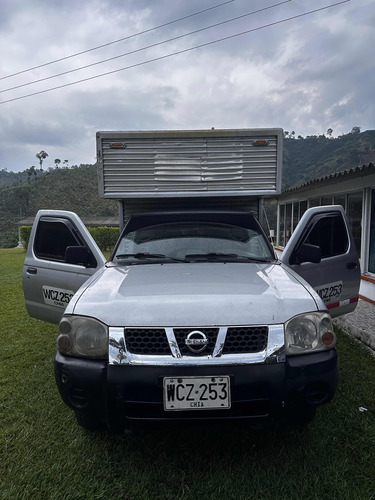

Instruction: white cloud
[0,0,374,171]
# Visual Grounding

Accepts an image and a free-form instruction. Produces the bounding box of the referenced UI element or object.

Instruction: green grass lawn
[1,248,375,499]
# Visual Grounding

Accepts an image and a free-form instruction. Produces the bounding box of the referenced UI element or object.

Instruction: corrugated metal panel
[97,130,282,198]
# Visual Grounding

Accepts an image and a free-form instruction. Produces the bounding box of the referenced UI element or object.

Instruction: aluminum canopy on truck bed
[96,128,283,199]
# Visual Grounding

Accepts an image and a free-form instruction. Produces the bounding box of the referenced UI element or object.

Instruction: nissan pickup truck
[23,204,360,431]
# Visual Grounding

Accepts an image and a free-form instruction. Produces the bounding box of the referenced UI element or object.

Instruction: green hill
[1,129,375,247]
[0,164,117,247]
[0,169,31,187]
[283,129,375,189]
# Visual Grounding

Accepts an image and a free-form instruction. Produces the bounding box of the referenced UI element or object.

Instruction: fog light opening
[306,382,328,404]
[69,386,88,409]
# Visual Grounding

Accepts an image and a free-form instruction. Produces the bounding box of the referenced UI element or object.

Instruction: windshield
[113,220,275,263]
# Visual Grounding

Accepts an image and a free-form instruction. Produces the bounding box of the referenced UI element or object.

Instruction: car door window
[34,219,80,261]
[305,214,348,258]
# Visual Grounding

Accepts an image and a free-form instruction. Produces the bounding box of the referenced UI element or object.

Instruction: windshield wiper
[235,256,274,263]
[116,252,165,259]
[185,252,238,261]
[115,252,185,262]
[184,253,273,263]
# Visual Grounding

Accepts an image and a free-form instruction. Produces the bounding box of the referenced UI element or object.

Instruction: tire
[75,411,104,432]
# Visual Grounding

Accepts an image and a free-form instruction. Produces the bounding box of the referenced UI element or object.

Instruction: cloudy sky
[0,0,374,172]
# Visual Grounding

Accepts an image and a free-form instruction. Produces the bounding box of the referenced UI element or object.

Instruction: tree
[327,128,333,138]
[351,126,361,134]
[36,150,48,168]
[54,158,61,168]
[63,159,69,168]
[27,165,37,182]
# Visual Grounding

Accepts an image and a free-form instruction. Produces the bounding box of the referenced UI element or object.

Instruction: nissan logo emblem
[185,331,208,353]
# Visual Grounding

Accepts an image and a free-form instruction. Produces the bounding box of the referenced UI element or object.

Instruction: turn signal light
[57,334,72,353]
[321,331,335,346]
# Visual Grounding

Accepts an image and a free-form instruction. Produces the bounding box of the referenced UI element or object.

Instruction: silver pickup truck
[22,129,360,431]
[23,205,360,431]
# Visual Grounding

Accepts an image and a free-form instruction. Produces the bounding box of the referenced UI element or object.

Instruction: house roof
[283,162,375,194]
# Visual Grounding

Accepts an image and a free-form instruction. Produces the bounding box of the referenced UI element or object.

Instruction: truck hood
[70,262,319,327]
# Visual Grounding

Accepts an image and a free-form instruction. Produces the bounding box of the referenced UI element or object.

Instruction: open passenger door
[281,206,360,318]
[23,210,107,324]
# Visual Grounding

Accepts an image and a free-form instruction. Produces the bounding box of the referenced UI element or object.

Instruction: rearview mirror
[65,246,90,266]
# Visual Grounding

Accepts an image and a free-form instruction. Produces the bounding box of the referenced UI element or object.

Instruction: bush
[19,226,32,249]
[0,228,19,248]
[88,226,120,251]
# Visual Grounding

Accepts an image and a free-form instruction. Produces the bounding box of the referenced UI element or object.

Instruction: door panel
[281,206,360,317]
[23,210,107,324]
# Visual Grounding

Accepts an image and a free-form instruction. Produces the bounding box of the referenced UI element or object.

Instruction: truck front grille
[125,328,171,355]
[123,326,269,357]
[223,327,268,354]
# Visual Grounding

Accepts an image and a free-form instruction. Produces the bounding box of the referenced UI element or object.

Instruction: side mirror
[294,243,322,264]
[65,246,90,266]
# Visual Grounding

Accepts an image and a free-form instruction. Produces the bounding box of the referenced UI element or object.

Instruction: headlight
[285,312,335,355]
[57,316,108,359]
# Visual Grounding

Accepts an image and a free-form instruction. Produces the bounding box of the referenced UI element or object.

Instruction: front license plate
[163,376,231,411]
